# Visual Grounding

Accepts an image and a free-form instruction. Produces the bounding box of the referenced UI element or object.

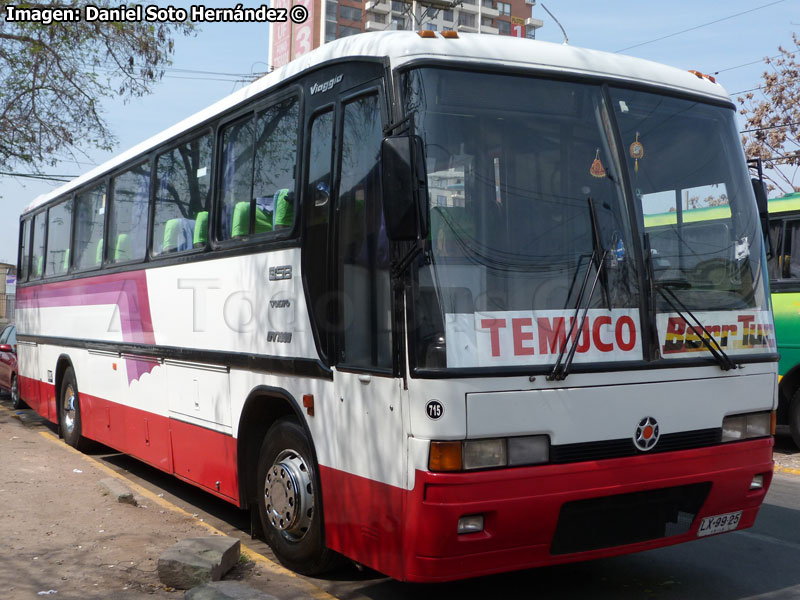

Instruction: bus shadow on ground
[774,433,798,455]
[351,503,800,600]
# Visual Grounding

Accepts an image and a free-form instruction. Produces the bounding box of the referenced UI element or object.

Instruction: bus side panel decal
[16,271,156,384]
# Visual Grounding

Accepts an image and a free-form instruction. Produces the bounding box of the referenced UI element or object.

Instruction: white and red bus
[16,31,777,582]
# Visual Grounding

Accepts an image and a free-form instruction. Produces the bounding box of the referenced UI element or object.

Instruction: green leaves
[738,33,800,194]
[0,0,194,172]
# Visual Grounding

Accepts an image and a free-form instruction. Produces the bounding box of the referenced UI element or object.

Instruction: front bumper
[401,437,773,582]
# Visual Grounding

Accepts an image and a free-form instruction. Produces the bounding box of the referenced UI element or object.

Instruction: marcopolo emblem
[634,416,659,451]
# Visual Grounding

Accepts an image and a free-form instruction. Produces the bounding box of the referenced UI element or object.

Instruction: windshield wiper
[654,282,737,371]
[548,246,609,381]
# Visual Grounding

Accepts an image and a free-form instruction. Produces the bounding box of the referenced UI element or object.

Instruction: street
[3,394,800,600]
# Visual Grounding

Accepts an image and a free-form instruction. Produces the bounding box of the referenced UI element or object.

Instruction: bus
[765,192,800,447]
[15,31,777,583]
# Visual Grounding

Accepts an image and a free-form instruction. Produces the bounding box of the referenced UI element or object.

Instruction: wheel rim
[62,384,76,435]
[264,449,314,542]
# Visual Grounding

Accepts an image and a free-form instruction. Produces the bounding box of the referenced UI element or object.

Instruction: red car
[0,324,20,409]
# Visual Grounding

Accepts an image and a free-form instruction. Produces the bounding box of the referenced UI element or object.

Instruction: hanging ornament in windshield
[590,148,606,178]
[629,132,645,172]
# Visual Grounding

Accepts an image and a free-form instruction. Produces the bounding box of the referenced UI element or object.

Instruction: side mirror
[751,178,768,217]
[751,178,774,259]
[381,135,428,241]
[0,344,12,353]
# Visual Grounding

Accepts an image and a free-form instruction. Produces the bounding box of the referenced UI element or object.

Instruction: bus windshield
[402,68,773,371]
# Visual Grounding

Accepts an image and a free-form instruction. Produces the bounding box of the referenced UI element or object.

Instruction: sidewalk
[774,434,800,474]
[0,399,336,600]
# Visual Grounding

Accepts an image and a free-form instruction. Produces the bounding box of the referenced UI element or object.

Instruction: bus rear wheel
[59,367,90,451]
[790,390,800,449]
[256,417,336,575]
[10,375,23,410]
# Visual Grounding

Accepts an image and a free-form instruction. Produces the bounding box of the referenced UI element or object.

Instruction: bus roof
[768,192,800,214]
[23,30,730,215]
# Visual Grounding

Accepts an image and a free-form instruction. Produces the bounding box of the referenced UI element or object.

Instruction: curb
[774,464,800,477]
[37,430,340,600]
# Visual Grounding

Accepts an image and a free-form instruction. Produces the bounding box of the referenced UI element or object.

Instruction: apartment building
[269,0,543,69]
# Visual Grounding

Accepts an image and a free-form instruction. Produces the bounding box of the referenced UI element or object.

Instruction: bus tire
[59,367,90,451]
[790,390,800,449]
[256,417,336,575]
[10,375,23,410]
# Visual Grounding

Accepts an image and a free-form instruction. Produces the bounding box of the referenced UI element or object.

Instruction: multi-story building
[269,0,543,70]
[0,263,16,326]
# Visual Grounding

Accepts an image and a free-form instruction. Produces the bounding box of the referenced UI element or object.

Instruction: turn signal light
[688,69,717,84]
[429,441,462,471]
[302,394,314,417]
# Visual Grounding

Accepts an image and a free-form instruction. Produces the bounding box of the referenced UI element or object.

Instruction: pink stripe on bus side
[17,271,157,383]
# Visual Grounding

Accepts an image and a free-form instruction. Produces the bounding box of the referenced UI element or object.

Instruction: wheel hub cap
[63,385,76,432]
[264,450,313,540]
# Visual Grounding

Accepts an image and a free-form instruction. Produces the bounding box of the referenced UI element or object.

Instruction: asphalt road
[87,435,800,600]
[5,397,800,599]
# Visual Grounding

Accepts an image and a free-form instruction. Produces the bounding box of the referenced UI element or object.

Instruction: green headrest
[163,218,180,253]
[194,211,208,247]
[274,189,293,229]
[232,201,272,238]
[114,233,131,262]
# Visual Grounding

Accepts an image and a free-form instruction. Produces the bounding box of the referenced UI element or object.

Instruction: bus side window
[109,162,150,264]
[74,183,107,270]
[30,211,47,280]
[253,97,299,232]
[18,219,30,282]
[46,199,72,277]
[337,93,391,370]
[218,95,300,241]
[304,108,334,358]
[218,117,255,240]
[767,219,783,281]
[152,132,213,255]
[785,220,800,279]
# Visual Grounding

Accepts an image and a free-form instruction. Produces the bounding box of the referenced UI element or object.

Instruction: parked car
[0,324,20,409]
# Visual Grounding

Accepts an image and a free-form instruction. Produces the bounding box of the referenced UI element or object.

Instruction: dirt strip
[0,400,338,600]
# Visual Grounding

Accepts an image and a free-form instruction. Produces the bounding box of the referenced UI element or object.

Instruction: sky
[1,0,797,265]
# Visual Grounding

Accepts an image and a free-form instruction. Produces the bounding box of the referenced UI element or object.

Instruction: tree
[0,2,193,172]
[738,33,800,195]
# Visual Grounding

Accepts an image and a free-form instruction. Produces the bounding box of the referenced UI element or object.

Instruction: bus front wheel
[256,417,336,575]
[790,390,800,449]
[59,367,90,451]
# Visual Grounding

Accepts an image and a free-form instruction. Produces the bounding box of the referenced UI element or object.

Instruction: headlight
[722,412,771,442]
[508,435,550,466]
[430,435,550,471]
[464,439,507,469]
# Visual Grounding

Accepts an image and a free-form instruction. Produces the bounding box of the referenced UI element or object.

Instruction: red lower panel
[322,438,773,582]
[319,466,406,578]
[19,375,47,417]
[170,418,239,502]
[19,376,238,504]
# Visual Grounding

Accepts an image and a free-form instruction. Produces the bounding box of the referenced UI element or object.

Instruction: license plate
[697,511,742,537]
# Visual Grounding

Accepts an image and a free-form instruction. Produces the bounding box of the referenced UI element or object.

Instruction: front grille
[549,428,722,464]
[550,482,711,555]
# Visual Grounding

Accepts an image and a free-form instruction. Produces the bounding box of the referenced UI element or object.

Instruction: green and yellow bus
[767,192,800,447]
[642,190,800,447]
